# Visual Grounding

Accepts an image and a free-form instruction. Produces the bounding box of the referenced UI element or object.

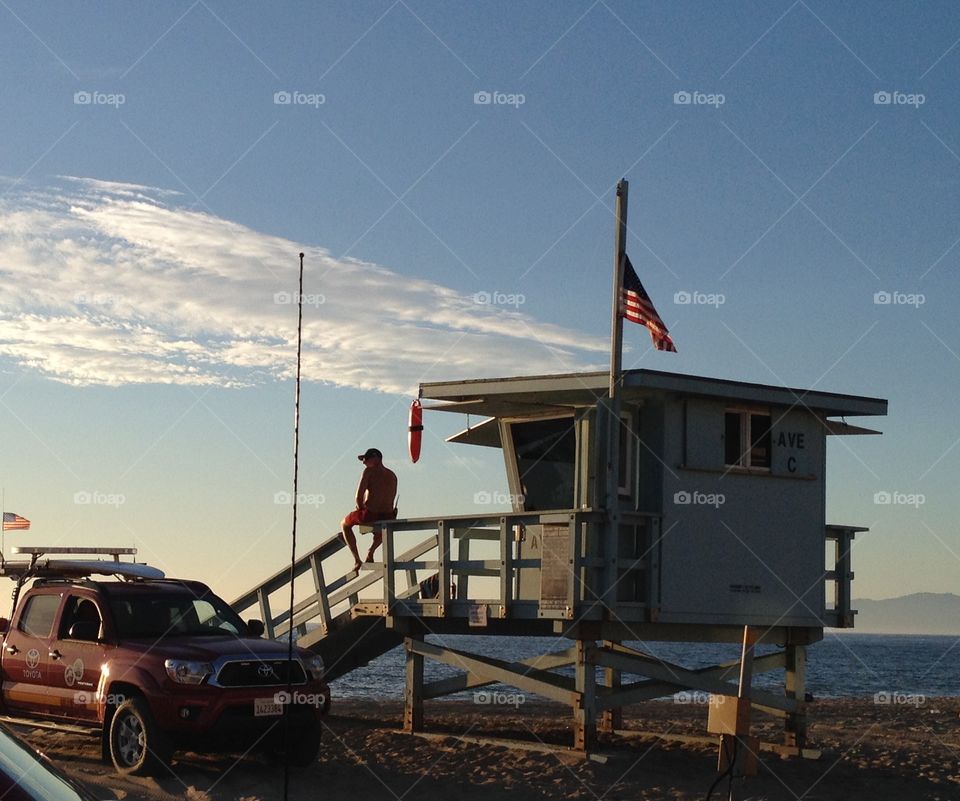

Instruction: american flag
[621,254,677,353]
[3,513,30,531]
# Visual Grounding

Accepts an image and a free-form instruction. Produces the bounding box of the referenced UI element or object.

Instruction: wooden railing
[824,524,868,628]
[232,515,860,645]
[381,509,661,622]
[231,508,662,641]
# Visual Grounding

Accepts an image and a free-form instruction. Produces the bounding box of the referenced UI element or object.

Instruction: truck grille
[215,659,307,687]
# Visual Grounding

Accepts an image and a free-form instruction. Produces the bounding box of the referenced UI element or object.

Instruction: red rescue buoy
[408,398,423,463]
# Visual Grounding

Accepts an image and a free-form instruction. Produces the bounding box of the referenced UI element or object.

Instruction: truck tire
[108,697,172,776]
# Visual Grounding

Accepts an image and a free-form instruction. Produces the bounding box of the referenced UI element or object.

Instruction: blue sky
[0,1,958,604]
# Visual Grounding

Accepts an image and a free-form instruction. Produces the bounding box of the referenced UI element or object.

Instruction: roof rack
[0,546,163,583]
[11,547,136,559]
[0,546,164,612]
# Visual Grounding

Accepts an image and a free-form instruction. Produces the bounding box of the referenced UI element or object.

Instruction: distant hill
[849,593,960,635]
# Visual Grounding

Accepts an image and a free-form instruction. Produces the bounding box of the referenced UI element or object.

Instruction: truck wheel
[109,698,172,776]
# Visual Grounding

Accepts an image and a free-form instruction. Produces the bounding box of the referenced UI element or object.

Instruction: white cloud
[0,177,606,393]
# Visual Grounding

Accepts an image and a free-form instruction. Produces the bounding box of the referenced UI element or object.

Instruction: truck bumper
[143,684,328,752]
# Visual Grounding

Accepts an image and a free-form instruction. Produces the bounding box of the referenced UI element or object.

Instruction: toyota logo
[257,663,275,679]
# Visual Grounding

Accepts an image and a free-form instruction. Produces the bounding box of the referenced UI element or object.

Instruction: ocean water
[328,632,960,701]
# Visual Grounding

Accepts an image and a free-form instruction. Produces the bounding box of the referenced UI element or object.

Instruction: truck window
[110,594,245,638]
[19,594,62,638]
[59,596,103,639]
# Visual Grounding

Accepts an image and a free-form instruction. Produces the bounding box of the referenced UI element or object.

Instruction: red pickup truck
[0,551,329,776]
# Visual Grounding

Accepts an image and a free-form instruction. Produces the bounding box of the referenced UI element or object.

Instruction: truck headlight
[304,654,324,681]
[164,659,213,685]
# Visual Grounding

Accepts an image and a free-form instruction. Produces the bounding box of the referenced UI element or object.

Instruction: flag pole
[605,179,628,515]
[599,178,629,730]
[601,178,629,631]
[608,179,628,401]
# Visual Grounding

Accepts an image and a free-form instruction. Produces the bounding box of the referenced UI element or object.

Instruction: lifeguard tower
[233,366,885,753]
[232,180,887,755]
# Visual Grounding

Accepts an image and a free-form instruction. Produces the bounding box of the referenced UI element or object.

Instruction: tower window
[724,409,771,469]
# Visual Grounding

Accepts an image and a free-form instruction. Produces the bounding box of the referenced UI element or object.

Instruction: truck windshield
[109,593,247,638]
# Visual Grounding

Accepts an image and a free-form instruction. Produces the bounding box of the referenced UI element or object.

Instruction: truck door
[2,590,63,716]
[46,594,110,722]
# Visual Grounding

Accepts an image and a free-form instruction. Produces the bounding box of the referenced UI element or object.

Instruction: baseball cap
[358,448,383,462]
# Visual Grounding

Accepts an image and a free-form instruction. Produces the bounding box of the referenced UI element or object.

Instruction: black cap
[358,448,383,462]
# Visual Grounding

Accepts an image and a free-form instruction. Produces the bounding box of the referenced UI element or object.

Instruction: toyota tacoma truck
[0,547,329,775]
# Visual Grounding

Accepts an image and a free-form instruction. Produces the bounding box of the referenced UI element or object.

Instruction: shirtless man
[339,448,398,572]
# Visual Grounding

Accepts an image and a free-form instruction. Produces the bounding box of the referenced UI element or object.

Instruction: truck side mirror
[0,618,8,634]
[246,619,265,638]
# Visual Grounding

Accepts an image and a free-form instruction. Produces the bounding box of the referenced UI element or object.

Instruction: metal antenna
[283,252,306,799]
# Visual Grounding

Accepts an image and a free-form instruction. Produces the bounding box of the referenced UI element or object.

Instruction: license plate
[254,698,283,717]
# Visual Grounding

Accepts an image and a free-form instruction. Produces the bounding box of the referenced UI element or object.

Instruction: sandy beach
[12,697,960,801]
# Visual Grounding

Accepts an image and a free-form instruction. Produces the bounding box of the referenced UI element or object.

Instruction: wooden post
[738,625,756,697]
[404,635,424,733]
[437,520,449,617]
[499,516,513,618]
[383,522,396,610]
[709,626,759,783]
[730,626,759,780]
[784,644,807,748]
[257,589,275,640]
[308,553,331,635]
[599,639,622,732]
[566,513,579,619]
[574,640,597,751]
[403,523,417,595]
[835,530,853,627]
[458,531,470,600]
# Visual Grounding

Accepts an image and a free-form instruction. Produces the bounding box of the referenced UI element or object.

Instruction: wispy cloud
[0,178,605,393]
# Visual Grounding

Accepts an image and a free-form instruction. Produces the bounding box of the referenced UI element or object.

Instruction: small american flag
[3,513,30,531]
[621,254,677,353]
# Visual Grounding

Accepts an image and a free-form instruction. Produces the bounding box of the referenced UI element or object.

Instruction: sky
[0,1,958,607]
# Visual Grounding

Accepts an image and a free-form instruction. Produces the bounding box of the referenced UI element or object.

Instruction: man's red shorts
[343,508,396,527]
